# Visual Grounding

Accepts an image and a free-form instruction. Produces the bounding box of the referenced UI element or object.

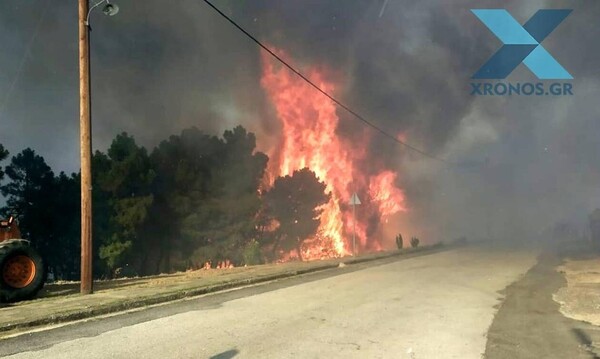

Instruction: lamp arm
[85,0,107,26]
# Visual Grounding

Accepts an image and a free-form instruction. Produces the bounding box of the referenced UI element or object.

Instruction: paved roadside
[0,243,450,336]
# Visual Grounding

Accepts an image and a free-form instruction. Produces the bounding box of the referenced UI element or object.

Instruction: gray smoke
[0,0,598,243]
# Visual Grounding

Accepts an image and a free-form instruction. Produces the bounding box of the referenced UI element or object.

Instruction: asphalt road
[0,246,537,359]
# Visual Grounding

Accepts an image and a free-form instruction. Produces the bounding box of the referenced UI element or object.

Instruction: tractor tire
[0,240,46,302]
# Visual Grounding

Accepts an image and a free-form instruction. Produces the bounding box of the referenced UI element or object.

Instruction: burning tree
[260,47,406,257]
[263,168,330,260]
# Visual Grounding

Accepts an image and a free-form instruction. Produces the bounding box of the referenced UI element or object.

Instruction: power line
[202,0,452,165]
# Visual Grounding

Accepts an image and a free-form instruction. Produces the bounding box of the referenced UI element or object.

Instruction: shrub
[410,237,420,248]
[242,240,264,266]
[395,234,403,250]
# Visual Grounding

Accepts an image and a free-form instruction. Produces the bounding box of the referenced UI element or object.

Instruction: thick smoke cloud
[0,0,598,243]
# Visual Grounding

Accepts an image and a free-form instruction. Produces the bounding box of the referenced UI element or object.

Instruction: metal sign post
[349,193,361,256]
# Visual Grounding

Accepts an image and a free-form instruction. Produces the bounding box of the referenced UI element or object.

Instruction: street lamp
[78,0,119,295]
[86,0,119,25]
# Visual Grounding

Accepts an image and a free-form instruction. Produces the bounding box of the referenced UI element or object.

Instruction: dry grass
[554,255,600,326]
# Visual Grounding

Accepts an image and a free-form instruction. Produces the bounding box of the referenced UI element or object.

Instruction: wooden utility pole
[79,0,93,294]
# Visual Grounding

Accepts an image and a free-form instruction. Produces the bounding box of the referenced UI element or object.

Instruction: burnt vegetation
[0,126,330,279]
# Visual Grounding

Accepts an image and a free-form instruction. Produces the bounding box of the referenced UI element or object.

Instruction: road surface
[0,246,537,359]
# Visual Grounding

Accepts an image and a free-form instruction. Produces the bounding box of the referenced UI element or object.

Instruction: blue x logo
[471,9,573,80]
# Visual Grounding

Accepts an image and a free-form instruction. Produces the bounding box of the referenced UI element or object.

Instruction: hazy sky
[1,0,598,241]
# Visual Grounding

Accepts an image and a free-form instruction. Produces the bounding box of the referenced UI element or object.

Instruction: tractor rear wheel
[0,240,46,302]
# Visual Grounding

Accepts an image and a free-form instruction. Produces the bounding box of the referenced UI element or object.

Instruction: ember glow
[260,48,406,259]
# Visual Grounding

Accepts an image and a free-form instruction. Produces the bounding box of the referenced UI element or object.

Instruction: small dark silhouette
[395,233,403,249]
[410,237,420,248]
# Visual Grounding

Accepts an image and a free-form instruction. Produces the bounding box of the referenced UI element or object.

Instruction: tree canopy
[0,144,8,181]
[0,148,70,276]
[264,168,330,260]
[0,127,332,279]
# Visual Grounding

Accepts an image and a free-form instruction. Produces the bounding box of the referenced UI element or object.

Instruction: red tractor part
[0,216,46,302]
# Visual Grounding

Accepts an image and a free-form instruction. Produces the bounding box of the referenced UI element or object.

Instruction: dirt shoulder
[554,247,600,327]
[0,243,449,337]
[485,243,600,359]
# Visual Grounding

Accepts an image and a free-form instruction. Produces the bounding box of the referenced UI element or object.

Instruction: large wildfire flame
[260,48,406,260]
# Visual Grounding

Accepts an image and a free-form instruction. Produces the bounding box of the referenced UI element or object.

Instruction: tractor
[0,216,46,302]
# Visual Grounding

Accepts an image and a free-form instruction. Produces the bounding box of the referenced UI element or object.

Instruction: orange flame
[260,47,406,259]
[369,171,406,217]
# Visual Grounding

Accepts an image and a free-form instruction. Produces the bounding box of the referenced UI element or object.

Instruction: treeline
[0,126,329,279]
